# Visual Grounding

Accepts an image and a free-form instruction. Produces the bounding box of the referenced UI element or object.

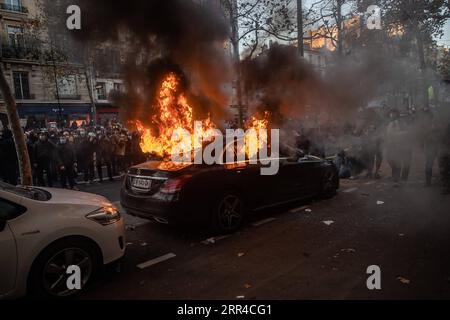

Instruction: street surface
[76,155,450,300]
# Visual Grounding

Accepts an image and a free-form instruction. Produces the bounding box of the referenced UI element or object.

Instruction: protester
[385,109,412,183]
[439,122,450,195]
[0,129,19,185]
[56,135,77,189]
[33,131,57,187]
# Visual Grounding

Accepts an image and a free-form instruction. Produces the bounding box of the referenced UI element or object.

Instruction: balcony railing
[15,93,35,100]
[0,3,28,13]
[57,94,82,100]
[1,44,41,60]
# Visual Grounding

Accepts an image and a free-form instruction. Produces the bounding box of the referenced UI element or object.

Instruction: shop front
[18,103,92,129]
[96,103,120,126]
[0,104,7,129]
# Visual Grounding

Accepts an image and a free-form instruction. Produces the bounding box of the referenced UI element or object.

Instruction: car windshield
[0,182,51,201]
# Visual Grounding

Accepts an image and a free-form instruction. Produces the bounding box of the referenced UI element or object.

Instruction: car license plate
[132,178,152,190]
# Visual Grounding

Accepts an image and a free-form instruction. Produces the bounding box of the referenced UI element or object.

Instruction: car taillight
[160,175,192,194]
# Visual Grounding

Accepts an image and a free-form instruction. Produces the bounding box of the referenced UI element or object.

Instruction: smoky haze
[46,0,233,125]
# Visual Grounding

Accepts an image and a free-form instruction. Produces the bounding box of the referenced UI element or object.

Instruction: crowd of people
[2,107,450,194]
[293,107,450,194]
[0,123,145,189]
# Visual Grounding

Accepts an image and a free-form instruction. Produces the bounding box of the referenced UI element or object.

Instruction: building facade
[0,0,123,129]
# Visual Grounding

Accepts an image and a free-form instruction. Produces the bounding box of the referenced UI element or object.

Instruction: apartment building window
[113,83,122,92]
[7,26,24,48]
[2,0,25,12]
[13,72,30,100]
[96,82,107,100]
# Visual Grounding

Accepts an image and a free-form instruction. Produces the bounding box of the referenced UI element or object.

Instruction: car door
[273,158,304,203]
[296,155,324,196]
[0,197,24,297]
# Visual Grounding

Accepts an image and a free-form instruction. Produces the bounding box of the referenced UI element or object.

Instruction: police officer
[439,122,450,195]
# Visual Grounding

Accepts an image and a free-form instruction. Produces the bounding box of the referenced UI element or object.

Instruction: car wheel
[212,194,245,233]
[321,169,338,199]
[28,237,101,299]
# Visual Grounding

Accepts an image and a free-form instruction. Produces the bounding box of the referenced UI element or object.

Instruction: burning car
[120,147,339,233]
[120,73,339,232]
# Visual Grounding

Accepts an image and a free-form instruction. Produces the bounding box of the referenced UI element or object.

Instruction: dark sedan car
[120,148,339,233]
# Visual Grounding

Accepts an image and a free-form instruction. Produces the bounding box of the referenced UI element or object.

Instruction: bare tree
[381,0,450,107]
[0,65,33,186]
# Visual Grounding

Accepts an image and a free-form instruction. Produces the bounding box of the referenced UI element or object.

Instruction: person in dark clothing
[76,132,95,184]
[71,121,78,131]
[26,132,38,185]
[361,125,383,179]
[386,109,412,183]
[130,131,144,166]
[0,129,19,185]
[33,132,57,187]
[56,136,77,189]
[97,134,114,182]
[418,110,441,187]
[439,123,450,195]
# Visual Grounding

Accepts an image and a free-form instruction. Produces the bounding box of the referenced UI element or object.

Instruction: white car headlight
[86,205,121,225]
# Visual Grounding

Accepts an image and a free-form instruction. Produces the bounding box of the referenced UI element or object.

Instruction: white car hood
[40,188,111,208]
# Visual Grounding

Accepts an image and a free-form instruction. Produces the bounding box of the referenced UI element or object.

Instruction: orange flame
[135,72,270,161]
[135,73,215,158]
[244,111,270,159]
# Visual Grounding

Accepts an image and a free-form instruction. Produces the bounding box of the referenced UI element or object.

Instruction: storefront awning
[96,103,120,113]
[17,103,92,117]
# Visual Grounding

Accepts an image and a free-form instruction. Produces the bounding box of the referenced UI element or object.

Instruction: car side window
[0,198,27,221]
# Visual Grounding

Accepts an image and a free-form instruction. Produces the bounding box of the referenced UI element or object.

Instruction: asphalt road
[75,160,450,300]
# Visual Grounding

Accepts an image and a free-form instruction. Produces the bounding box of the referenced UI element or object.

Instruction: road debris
[397,277,410,284]
[323,220,335,226]
[252,218,276,227]
[202,238,216,245]
[244,284,252,289]
[377,201,385,205]
[341,248,356,253]
[201,235,230,245]
[236,295,245,299]
[126,242,133,247]
[140,242,148,247]
[238,253,246,258]
[305,208,313,213]
[290,205,309,213]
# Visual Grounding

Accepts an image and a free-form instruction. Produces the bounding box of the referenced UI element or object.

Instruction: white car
[0,181,125,299]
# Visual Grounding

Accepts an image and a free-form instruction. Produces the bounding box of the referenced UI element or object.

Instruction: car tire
[321,169,338,199]
[211,193,245,234]
[28,237,101,299]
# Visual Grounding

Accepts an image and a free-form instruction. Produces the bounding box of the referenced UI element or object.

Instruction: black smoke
[45,0,233,124]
